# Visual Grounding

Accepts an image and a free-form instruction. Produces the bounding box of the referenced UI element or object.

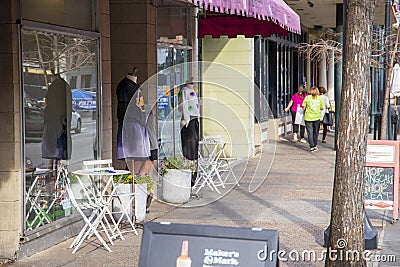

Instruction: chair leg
[72,208,112,254]
[112,195,137,237]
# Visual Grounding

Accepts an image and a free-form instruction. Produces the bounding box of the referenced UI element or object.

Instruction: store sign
[157,96,169,110]
[366,145,395,163]
[139,222,279,267]
[72,99,96,110]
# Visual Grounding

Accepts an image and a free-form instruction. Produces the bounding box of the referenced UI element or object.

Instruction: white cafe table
[69,169,130,253]
[72,169,130,199]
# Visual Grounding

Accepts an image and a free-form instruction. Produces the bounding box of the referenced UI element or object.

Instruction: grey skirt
[117,121,150,160]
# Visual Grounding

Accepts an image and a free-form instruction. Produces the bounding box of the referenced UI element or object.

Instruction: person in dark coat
[42,72,72,160]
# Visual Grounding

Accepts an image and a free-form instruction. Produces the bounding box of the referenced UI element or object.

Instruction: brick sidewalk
[8,132,397,267]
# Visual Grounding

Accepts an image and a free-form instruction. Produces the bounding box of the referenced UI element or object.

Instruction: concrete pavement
[5,132,399,266]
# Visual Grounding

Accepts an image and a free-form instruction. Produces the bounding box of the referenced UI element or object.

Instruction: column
[319,51,327,88]
[110,0,157,168]
[0,0,22,260]
[99,0,112,160]
[327,50,335,102]
[334,2,345,147]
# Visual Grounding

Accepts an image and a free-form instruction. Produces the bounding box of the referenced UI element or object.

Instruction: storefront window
[157,7,192,46]
[157,47,192,158]
[22,28,99,232]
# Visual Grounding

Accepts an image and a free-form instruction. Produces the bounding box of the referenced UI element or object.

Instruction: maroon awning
[190,0,301,35]
[198,14,288,38]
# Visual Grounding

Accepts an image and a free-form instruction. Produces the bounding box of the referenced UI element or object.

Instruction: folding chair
[110,179,138,237]
[193,139,226,194]
[83,159,113,169]
[44,160,70,219]
[66,174,115,254]
[203,136,240,187]
[83,159,137,239]
[25,168,52,230]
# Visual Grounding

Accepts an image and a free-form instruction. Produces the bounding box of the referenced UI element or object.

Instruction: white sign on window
[366,145,395,163]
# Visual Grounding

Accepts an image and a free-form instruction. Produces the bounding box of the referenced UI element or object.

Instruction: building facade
[0,0,304,261]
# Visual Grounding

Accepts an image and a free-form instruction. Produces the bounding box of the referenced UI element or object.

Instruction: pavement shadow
[233,186,326,247]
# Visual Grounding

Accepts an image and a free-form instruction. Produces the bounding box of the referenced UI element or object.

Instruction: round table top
[72,169,130,176]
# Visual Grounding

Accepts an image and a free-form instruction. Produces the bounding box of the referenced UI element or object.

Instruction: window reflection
[22,28,98,231]
[157,48,191,158]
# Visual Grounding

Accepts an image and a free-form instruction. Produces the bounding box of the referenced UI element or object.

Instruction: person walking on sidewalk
[303,86,325,152]
[285,84,308,143]
[318,87,331,143]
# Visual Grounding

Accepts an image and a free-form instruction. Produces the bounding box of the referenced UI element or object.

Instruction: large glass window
[157,7,192,46]
[156,5,193,158]
[22,28,99,232]
[157,47,192,158]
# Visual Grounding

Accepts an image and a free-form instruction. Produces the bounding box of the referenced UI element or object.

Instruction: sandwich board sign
[365,140,399,222]
[139,222,279,267]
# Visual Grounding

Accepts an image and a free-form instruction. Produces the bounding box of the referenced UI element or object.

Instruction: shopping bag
[295,107,305,126]
[323,112,333,126]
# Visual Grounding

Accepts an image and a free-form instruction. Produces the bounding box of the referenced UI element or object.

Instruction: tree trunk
[326,1,376,266]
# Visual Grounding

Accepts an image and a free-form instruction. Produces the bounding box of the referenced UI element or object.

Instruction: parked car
[71,110,82,133]
[25,101,44,139]
[25,103,82,142]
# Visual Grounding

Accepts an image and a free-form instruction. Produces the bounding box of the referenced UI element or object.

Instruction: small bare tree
[23,30,95,90]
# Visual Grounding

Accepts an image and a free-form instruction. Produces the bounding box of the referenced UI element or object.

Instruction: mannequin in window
[116,67,150,174]
[42,69,72,161]
[179,78,200,186]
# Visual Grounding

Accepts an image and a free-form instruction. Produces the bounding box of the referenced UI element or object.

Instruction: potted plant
[160,157,196,204]
[69,174,90,201]
[133,174,154,223]
[112,173,155,223]
[112,173,134,221]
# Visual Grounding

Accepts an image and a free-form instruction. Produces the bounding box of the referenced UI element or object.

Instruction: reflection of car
[71,110,82,133]
[25,102,44,139]
[25,104,82,142]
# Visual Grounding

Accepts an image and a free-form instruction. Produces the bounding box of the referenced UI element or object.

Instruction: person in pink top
[284,84,308,143]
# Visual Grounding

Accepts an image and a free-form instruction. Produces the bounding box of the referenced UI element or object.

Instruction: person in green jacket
[302,86,325,152]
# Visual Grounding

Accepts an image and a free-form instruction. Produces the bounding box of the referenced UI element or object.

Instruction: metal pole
[385,0,392,139]
[334,2,345,149]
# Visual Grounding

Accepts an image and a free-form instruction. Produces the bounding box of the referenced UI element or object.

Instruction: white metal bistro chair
[66,171,115,254]
[194,139,227,194]
[202,135,240,187]
[81,160,124,241]
[83,159,138,239]
[83,159,113,169]
[25,167,53,230]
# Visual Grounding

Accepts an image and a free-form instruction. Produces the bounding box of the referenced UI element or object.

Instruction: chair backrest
[203,135,224,141]
[83,159,112,169]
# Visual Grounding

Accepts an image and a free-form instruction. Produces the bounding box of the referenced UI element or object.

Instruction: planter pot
[70,177,92,201]
[135,183,147,223]
[70,183,87,201]
[162,169,191,204]
[112,183,133,221]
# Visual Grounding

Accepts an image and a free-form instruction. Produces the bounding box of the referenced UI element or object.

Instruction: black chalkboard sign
[365,167,394,201]
[139,222,279,267]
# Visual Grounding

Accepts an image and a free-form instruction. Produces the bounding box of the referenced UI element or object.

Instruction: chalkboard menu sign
[365,140,400,221]
[365,167,394,202]
[139,222,279,267]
